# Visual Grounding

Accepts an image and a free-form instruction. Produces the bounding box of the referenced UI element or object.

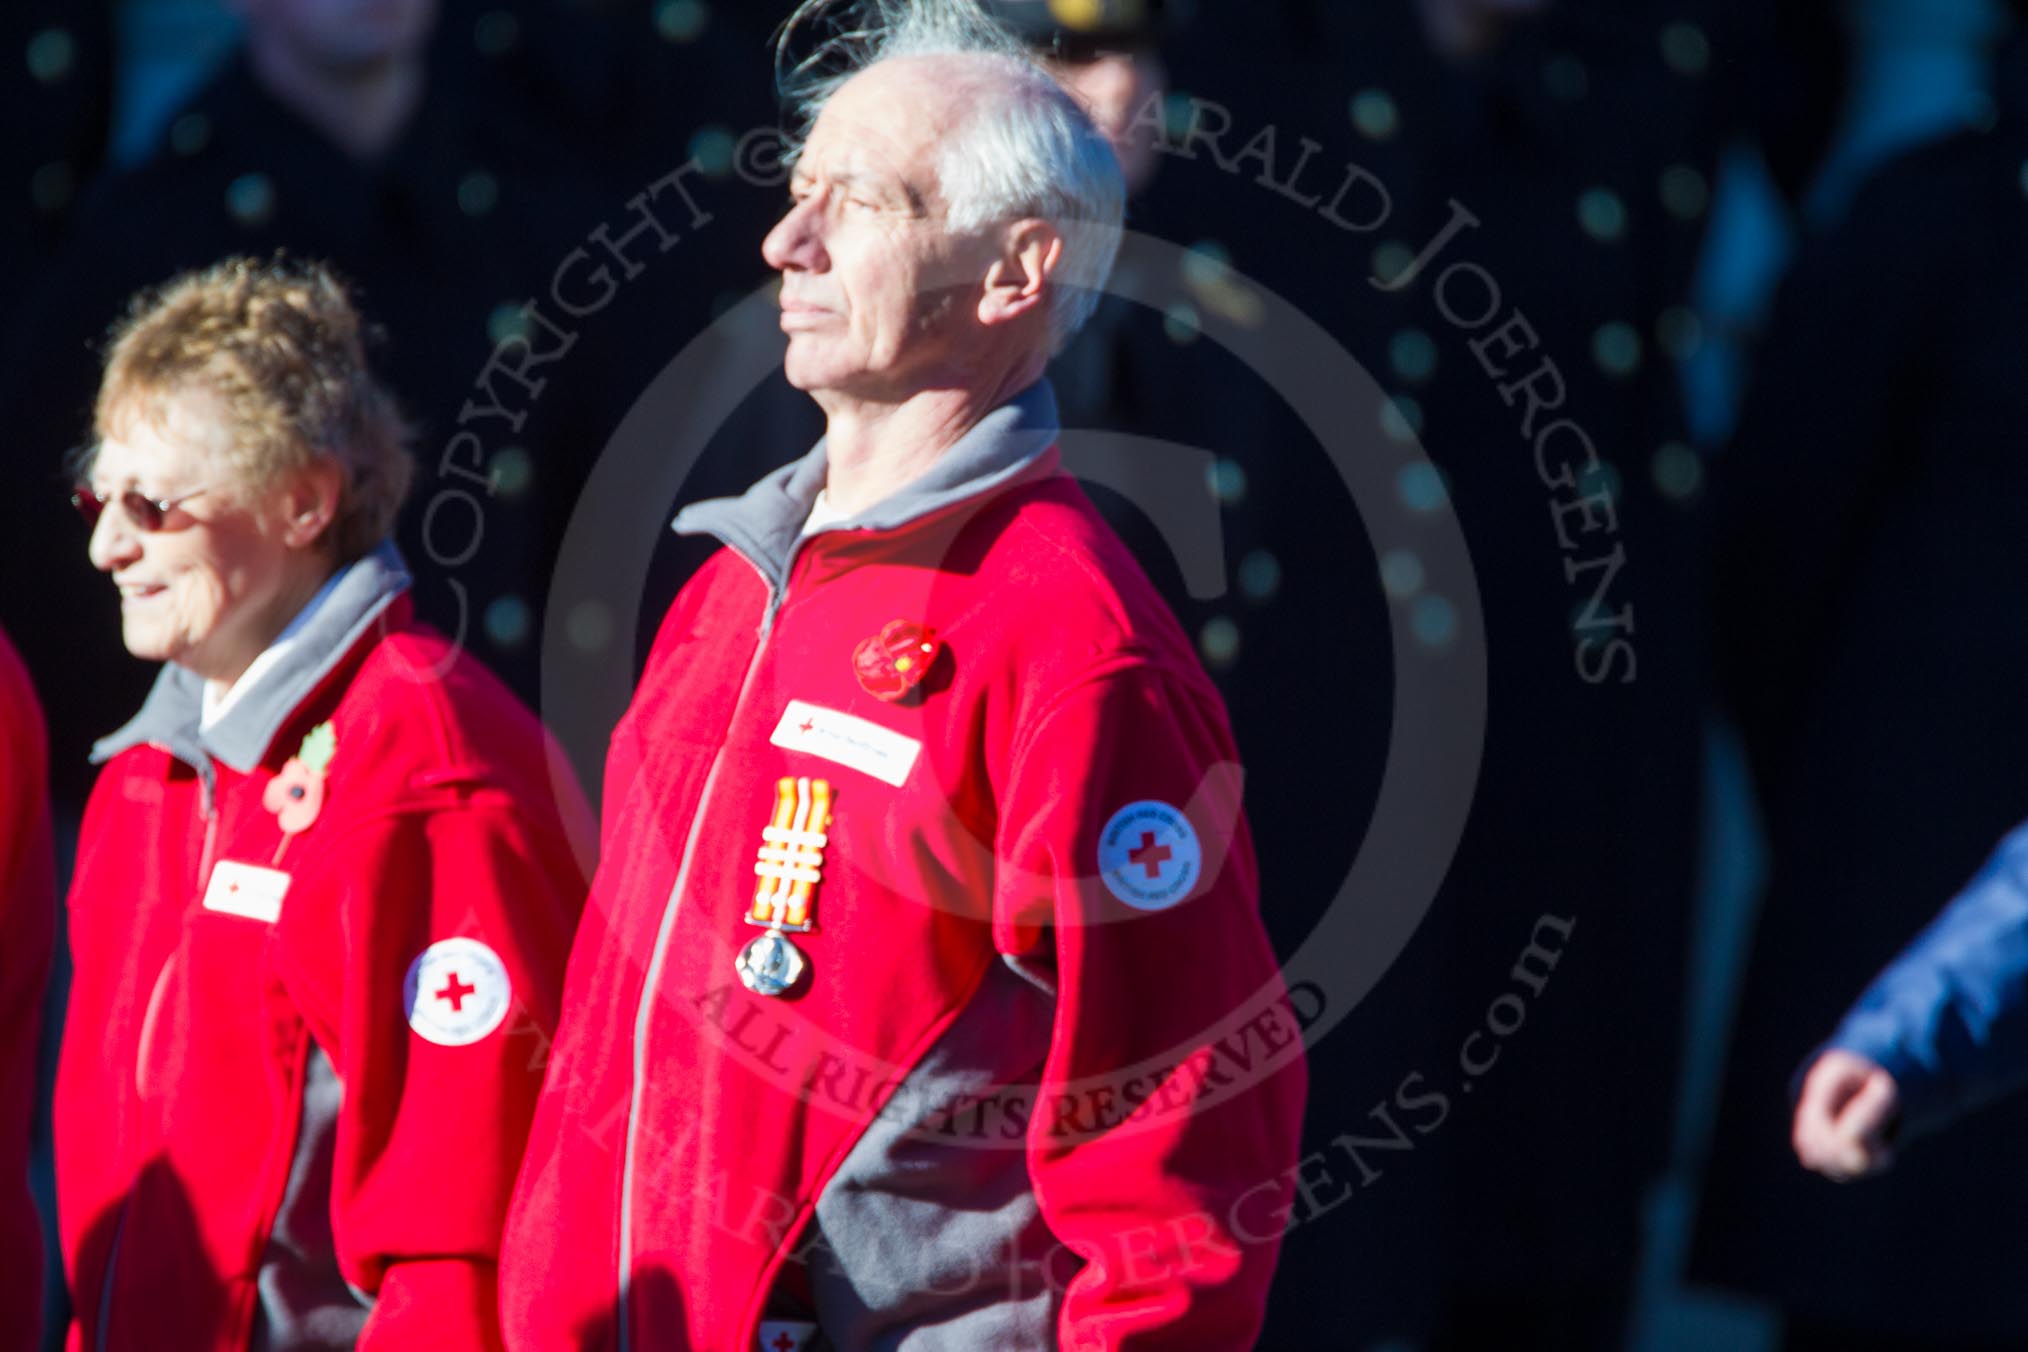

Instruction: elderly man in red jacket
[1,624,54,1351]
[500,4,1307,1349]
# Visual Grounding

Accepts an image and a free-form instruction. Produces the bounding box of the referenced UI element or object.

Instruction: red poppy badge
[852,620,941,702]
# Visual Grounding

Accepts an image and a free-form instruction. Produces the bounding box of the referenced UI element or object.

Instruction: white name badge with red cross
[770,700,921,788]
[402,938,512,1047]
[202,861,290,924]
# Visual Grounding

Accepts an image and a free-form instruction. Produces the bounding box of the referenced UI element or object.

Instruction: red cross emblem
[771,1335,797,1352]
[435,972,476,1012]
[1129,831,1173,879]
[405,938,512,1046]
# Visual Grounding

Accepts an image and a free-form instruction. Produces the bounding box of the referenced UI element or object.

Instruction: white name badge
[202,860,291,924]
[769,700,922,788]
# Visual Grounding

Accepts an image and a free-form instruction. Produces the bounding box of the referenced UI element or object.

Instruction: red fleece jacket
[502,447,1306,1350]
[1,627,54,1352]
[56,595,589,1351]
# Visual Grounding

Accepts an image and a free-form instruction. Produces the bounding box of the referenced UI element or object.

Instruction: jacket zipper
[615,542,793,1349]
[103,766,219,1349]
[196,793,220,882]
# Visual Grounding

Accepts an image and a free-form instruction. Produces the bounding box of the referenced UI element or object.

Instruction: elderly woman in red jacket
[54,256,589,1350]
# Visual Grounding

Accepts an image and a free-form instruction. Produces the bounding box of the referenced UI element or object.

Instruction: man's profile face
[762,59,991,401]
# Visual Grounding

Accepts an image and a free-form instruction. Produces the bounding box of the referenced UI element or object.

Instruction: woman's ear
[281,458,345,551]
[978,219,1065,327]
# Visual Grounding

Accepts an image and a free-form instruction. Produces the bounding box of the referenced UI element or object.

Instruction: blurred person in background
[998,0,1165,194]
[53,256,588,1349]
[1692,6,2028,1346]
[1414,0,1551,64]
[0,626,55,1351]
[1122,2,1840,1347]
[1791,819,2028,1183]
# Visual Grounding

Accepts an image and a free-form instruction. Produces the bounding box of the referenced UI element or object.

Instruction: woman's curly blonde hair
[91,255,413,562]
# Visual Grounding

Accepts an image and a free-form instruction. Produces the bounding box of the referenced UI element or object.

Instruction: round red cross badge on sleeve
[403,938,512,1046]
[1097,800,1203,911]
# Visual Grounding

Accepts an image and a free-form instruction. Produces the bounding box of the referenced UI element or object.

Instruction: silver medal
[735,927,807,997]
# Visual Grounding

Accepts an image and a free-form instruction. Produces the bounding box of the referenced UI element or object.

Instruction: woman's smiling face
[85,386,303,683]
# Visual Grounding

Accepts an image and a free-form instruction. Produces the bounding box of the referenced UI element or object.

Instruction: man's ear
[978,219,1064,327]
[280,457,344,552]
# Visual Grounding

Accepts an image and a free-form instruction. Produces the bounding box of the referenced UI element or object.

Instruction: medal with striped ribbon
[734,776,832,997]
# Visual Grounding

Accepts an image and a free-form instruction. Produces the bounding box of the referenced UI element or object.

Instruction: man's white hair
[776,0,1126,353]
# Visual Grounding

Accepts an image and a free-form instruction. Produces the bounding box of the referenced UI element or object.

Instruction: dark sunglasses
[71,484,212,532]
